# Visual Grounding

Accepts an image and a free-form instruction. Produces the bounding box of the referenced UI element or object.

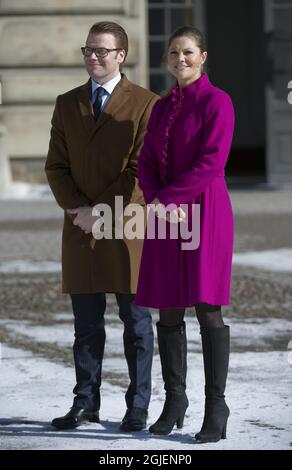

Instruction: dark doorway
[206,0,266,184]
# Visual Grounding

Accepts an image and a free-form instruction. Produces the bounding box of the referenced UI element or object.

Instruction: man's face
[83,33,126,84]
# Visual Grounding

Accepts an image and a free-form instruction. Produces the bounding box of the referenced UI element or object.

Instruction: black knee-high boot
[195,326,230,443]
[149,322,189,435]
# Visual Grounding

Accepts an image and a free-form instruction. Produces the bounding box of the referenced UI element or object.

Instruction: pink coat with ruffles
[135,74,235,309]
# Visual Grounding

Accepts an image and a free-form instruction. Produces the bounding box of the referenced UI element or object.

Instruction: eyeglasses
[81,47,122,58]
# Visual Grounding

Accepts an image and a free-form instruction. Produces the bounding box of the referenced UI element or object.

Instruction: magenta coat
[135,74,235,308]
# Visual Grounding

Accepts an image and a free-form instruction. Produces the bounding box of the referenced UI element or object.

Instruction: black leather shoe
[51,406,100,430]
[120,407,148,432]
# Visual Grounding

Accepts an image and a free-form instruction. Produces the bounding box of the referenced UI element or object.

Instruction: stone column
[264,0,292,187]
[0,122,12,194]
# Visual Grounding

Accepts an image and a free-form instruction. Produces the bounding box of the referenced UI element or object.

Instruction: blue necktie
[93,87,105,120]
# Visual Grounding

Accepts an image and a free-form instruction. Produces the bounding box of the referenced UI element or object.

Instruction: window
[148,0,201,95]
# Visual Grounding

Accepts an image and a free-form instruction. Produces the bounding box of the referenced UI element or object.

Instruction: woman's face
[167,36,207,87]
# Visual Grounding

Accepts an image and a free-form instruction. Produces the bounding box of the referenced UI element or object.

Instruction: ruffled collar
[171,73,209,96]
[160,83,184,184]
[160,74,210,185]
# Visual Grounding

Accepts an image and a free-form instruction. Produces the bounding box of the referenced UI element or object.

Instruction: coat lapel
[77,79,96,135]
[94,75,132,133]
[77,75,132,139]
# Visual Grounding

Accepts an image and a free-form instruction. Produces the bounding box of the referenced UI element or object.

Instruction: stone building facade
[0,0,148,183]
[0,0,291,187]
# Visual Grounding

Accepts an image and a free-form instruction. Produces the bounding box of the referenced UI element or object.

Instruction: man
[45,21,159,431]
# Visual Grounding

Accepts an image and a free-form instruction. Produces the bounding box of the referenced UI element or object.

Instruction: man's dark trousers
[71,293,153,412]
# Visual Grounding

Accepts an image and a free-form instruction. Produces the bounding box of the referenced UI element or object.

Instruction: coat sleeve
[91,95,160,210]
[137,100,163,204]
[156,92,235,207]
[45,96,90,210]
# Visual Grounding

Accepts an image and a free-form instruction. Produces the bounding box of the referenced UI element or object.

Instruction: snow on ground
[0,188,291,449]
[0,182,53,201]
[233,249,292,272]
[0,248,292,274]
[0,260,61,274]
[0,315,291,450]
[0,344,291,450]
[0,316,291,353]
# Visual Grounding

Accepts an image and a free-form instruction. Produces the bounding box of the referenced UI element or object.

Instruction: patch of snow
[0,260,61,273]
[0,344,291,450]
[233,249,292,272]
[1,248,292,275]
[0,182,53,201]
[1,317,290,354]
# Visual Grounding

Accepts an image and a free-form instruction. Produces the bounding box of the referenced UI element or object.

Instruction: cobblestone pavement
[0,190,291,450]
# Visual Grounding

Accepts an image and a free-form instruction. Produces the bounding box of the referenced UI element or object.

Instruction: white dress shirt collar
[91,72,122,99]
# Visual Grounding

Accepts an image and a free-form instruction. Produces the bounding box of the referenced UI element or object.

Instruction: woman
[135,26,235,443]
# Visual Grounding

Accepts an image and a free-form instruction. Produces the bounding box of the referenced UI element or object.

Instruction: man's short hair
[88,21,128,61]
